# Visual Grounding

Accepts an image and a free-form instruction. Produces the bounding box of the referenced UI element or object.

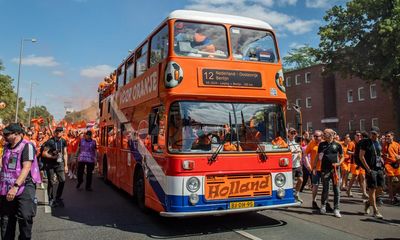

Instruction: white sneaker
[334,209,342,218]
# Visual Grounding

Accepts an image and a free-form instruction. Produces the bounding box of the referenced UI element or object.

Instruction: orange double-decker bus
[98,10,299,217]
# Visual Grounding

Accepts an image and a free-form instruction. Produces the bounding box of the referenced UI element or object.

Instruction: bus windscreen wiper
[208,112,233,164]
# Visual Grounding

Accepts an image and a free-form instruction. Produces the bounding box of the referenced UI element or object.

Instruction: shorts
[311,171,321,185]
[292,166,303,178]
[366,169,385,189]
[341,161,351,172]
[385,163,400,177]
[351,164,365,176]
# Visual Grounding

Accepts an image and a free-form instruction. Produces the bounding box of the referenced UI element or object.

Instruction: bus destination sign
[202,69,262,88]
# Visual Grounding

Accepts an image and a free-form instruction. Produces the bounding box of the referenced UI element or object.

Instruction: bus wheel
[103,157,109,184]
[134,169,146,211]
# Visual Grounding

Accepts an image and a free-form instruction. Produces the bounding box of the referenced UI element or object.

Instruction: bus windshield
[174,21,228,58]
[230,27,278,63]
[168,101,288,153]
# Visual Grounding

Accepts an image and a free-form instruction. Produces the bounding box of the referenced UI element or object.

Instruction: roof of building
[168,10,273,30]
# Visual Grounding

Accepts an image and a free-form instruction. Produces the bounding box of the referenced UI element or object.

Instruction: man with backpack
[359,127,385,219]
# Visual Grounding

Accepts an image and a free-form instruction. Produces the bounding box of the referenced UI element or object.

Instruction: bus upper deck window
[231,27,278,63]
[174,21,228,59]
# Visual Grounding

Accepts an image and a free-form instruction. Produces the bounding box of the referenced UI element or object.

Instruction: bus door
[119,123,133,193]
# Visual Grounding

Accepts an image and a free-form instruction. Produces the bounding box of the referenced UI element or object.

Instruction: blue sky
[0,0,346,120]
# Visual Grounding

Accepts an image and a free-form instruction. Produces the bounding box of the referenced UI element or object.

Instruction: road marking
[43,185,52,214]
[233,230,263,240]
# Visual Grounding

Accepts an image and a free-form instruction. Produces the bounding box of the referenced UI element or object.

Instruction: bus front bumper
[159,201,301,217]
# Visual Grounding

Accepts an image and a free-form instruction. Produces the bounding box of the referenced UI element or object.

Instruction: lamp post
[28,81,38,126]
[15,38,37,122]
[292,104,302,135]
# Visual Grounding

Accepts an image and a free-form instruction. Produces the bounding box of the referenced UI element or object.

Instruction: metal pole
[28,80,33,126]
[15,39,24,122]
[33,97,37,118]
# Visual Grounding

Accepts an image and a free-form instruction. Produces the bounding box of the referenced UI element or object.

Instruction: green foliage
[0,70,27,124]
[283,45,320,71]
[27,105,53,121]
[318,0,400,133]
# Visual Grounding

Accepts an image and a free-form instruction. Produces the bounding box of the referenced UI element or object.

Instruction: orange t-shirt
[340,142,350,162]
[383,141,400,164]
[347,141,356,163]
[305,140,321,171]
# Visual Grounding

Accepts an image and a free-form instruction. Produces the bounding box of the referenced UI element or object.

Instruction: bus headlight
[274,173,286,188]
[186,177,200,193]
[277,188,285,199]
[165,61,183,88]
[189,194,199,205]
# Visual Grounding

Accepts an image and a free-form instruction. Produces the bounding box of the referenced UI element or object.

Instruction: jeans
[0,183,36,240]
[321,170,340,210]
[77,162,95,189]
[45,162,65,201]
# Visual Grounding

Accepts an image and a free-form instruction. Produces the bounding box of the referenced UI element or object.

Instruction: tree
[283,44,320,71]
[318,0,400,134]
[0,61,28,124]
[27,105,53,121]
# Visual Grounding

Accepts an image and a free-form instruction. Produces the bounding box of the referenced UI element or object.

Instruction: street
[33,175,400,240]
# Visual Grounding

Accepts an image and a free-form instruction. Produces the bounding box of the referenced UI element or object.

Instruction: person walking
[0,123,41,240]
[288,128,303,203]
[382,131,400,204]
[307,130,324,209]
[318,129,344,218]
[76,131,97,191]
[42,127,68,207]
[360,127,385,219]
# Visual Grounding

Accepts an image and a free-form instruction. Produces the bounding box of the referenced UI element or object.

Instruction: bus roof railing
[168,10,273,30]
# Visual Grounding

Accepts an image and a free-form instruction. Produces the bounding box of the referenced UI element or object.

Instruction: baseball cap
[288,127,297,134]
[55,127,64,132]
[370,126,380,134]
[3,123,24,135]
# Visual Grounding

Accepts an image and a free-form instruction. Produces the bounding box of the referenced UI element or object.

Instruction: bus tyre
[103,157,109,184]
[134,170,147,212]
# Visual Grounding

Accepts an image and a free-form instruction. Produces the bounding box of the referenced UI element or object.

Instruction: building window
[306,97,312,108]
[372,118,379,128]
[295,98,301,108]
[370,84,377,99]
[286,77,292,87]
[295,74,301,85]
[360,119,365,131]
[347,90,353,103]
[358,87,365,101]
[306,122,313,132]
[287,100,291,110]
[305,72,311,83]
[348,120,354,131]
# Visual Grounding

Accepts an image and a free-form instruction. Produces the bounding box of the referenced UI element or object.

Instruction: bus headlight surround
[274,173,286,188]
[186,177,200,193]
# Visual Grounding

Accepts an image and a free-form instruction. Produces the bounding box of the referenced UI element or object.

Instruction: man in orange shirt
[305,130,323,209]
[382,131,400,204]
[340,134,352,191]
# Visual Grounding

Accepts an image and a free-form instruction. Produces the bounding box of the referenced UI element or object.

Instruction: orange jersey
[305,140,321,171]
[382,141,400,164]
[340,142,350,162]
[347,141,356,163]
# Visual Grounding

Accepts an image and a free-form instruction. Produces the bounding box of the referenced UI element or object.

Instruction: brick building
[285,64,396,137]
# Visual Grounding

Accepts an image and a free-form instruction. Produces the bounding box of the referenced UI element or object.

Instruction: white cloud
[52,70,64,76]
[12,55,59,67]
[289,42,306,49]
[184,0,319,35]
[305,0,330,8]
[285,19,320,35]
[80,65,114,79]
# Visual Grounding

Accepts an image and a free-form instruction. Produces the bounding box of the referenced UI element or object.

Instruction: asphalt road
[32,175,400,240]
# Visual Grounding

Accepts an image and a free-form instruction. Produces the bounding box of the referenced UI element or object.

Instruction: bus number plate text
[230,201,255,209]
[202,69,262,88]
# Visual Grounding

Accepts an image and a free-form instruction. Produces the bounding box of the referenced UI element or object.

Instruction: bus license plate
[230,201,254,209]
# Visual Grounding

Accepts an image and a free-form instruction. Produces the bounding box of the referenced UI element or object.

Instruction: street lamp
[15,38,37,122]
[28,81,38,126]
[292,104,302,135]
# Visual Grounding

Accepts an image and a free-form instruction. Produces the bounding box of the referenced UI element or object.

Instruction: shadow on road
[49,176,286,238]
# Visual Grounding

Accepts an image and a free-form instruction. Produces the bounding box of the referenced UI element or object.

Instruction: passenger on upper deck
[174,22,216,55]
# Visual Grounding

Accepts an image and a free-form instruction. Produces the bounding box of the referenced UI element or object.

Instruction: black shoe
[56,199,64,207]
[312,201,319,210]
[85,187,93,192]
[76,182,82,189]
[326,203,334,212]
